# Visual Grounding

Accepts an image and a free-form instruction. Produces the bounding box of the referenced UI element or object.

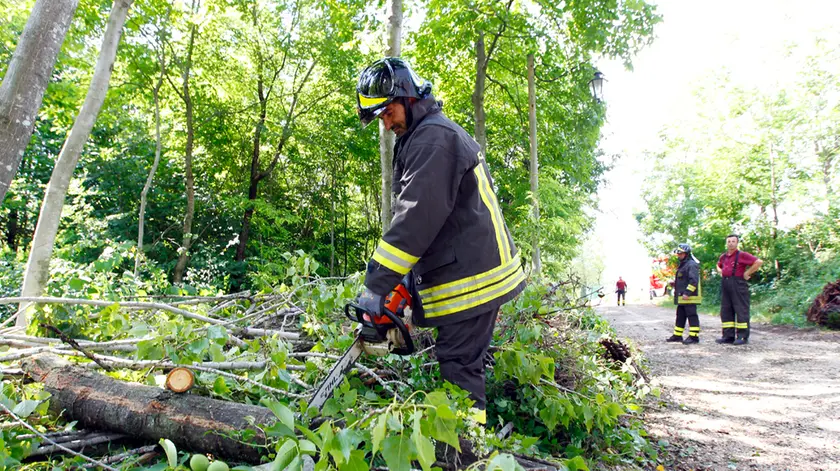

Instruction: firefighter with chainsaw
[666,243,702,344]
[355,57,526,425]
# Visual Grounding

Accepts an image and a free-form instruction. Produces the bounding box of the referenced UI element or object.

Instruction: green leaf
[371,414,387,456]
[272,439,297,471]
[338,450,369,471]
[298,439,317,456]
[213,376,231,395]
[12,400,41,419]
[137,339,164,360]
[566,455,590,471]
[321,398,340,417]
[538,398,561,431]
[411,411,435,471]
[207,325,229,345]
[263,399,295,430]
[430,406,460,451]
[487,454,521,471]
[335,429,362,463]
[381,434,412,471]
[158,438,178,468]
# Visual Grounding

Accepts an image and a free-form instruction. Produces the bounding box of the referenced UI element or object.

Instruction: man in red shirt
[716,234,763,345]
[616,277,627,306]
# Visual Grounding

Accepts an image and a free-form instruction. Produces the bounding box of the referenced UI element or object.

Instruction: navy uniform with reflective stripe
[364,96,526,327]
[672,256,701,339]
[363,96,525,411]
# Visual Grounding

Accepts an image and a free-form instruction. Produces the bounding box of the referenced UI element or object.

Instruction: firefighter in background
[666,243,702,344]
[615,276,627,306]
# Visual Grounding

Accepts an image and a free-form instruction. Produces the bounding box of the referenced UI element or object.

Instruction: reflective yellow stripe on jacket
[677,280,703,304]
[474,164,511,265]
[420,256,525,318]
[372,239,419,275]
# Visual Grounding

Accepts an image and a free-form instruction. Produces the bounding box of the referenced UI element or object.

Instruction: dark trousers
[720,277,750,339]
[673,304,700,337]
[617,290,626,305]
[435,308,498,410]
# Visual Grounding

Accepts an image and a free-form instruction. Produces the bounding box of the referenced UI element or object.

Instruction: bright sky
[590,0,840,301]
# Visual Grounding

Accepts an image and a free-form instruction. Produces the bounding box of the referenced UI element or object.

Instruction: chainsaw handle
[344,303,415,355]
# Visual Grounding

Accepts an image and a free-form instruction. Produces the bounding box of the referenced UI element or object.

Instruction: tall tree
[0,0,79,204]
[17,0,135,328]
[527,52,540,276]
[171,0,199,284]
[136,25,167,277]
[378,0,402,234]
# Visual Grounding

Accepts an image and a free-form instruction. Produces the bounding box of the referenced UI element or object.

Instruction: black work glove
[357,287,384,318]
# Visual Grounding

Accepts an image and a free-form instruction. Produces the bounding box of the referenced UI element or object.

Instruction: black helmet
[356,57,432,127]
[674,243,691,254]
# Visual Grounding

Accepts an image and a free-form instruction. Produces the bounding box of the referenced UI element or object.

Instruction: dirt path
[598,303,840,471]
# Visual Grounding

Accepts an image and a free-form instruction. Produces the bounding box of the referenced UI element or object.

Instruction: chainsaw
[309,283,415,411]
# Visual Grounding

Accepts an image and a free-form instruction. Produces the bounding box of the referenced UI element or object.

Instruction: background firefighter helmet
[674,243,691,254]
[356,57,432,127]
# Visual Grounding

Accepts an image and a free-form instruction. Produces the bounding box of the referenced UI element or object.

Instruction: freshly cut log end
[165,367,195,393]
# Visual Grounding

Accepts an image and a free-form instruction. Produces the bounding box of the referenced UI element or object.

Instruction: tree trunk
[378,0,402,234]
[0,0,79,204]
[17,0,134,329]
[135,46,166,277]
[472,31,487,157]
[6,209,19,252]
[21,354,275,463]
[172,2,199,283]
[769,142,780,278]
[527,53,540,276]
[235,34,267,264]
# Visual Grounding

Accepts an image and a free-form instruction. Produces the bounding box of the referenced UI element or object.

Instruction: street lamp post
[589,71,605,103]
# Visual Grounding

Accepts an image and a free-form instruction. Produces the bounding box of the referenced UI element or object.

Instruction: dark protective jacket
[364,96,526,327]
[674,256,702,305]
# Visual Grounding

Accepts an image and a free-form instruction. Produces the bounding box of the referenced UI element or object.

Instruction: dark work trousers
[617,290,626,305]
[720,277,751,339]
[673,304,700,337]
[435,308,498,410]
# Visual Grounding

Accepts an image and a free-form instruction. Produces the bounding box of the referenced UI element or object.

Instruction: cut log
[20,354,275,463]
[165,367,195,393]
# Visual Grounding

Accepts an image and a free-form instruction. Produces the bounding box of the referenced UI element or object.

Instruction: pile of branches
[0,275,654,470]
[807,279,840,329]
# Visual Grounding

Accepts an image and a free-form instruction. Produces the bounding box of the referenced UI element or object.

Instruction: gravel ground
[598,302,840,471]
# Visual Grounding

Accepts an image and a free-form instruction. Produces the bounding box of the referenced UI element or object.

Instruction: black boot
[733,338,749,346]
[715,337,735,344]
[683,336,699,345]
[665,335,683,342]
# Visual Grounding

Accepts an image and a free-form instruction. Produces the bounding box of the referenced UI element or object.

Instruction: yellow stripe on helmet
[358,94,388,109]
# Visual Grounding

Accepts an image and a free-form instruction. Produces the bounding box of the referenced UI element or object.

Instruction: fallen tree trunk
[21,354,275,463]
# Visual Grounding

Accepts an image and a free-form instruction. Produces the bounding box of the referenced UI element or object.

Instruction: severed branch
[40,323,113,371]
[27,432,127,457]
[0,297,300,340]
[0,401,119,471]
[81,444,158,468]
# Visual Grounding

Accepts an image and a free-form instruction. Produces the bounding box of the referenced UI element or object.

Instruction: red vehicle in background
[650,256,675,299]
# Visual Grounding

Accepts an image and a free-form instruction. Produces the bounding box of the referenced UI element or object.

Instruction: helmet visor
[357,103,389,128]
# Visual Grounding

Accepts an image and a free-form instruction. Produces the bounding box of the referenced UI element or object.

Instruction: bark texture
[378,0,402,233]
[0,0,79,203]
[21,354,275,463]
[17,0,134,328]
[527,53,540,276]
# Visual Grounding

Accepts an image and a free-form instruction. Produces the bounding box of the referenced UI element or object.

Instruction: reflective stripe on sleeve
[371,239,419,275]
